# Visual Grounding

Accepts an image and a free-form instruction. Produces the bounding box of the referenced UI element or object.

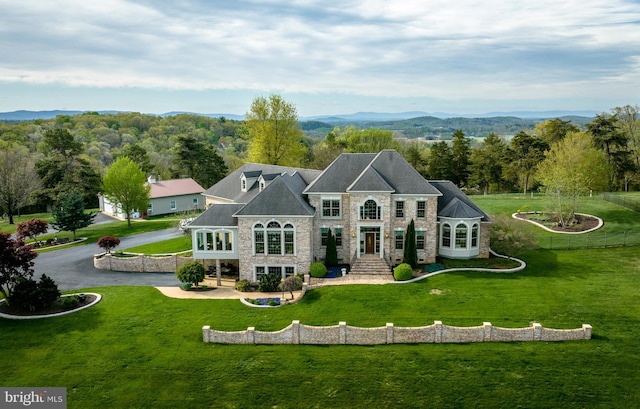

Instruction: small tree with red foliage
[97,236,121,254]
[0,233,38,304]
[16,218,49,247]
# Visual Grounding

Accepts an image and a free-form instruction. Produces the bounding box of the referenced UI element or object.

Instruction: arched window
[267,221,281,255]
[197,229,232,252]
[253,223,265,254]
[360,199,381,220]
[442,224,451,248]
[455,224,467,249]
[254,221,296,255]
[471,224,479,248]
[284,223,295,254]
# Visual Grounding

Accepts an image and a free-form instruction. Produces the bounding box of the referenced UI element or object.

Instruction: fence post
[339,322,347,344]
[386,323,394,344]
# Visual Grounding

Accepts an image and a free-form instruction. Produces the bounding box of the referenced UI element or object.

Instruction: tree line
[0,95,638,227]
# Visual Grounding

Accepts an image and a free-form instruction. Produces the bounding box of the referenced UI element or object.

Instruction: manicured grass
[2,246,640,408]
[33,219,177,252]
[121,235,192,255]
[0,212,54,234]
[471,194,640,248]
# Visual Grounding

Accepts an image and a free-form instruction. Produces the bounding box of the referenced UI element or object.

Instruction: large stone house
[188,150,490,282]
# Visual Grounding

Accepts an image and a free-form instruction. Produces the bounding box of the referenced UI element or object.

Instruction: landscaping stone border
[0,292,102,320]
[203,320,592,345]
[513,212,604,234]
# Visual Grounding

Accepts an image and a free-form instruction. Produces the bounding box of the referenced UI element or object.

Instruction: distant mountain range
[0,109,600,122]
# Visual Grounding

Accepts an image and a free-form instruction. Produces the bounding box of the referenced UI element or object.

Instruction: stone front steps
[350,255,393,277]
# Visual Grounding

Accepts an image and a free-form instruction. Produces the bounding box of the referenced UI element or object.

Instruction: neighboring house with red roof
[188,150,491,283]
[99,176,205,219]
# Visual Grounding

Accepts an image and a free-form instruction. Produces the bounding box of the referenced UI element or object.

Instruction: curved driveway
[34,228,183,291]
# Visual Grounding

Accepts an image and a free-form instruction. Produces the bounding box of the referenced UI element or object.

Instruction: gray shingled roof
[305,150,440,195]
[203,163,322,203]
[430,180,490,222]
[347,167,394,192]
[188,203,244,228]
[234,173,315,217]
[304,153,376,193]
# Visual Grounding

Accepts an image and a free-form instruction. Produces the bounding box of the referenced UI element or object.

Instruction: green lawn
[2,245,639,408]
[121,235,192,255]
[2,195,640,408]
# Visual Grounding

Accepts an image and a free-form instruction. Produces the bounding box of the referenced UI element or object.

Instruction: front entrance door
[365,232,376,254]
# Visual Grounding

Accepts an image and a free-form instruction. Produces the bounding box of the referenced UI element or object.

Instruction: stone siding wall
[203,320,592,345]
[237,217,313,282]
[94,253,192,272]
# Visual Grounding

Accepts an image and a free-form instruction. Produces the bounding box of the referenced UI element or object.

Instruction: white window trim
[359,197,382,220]
[252,220,296,256]
[321,196,342,219]
[253,265,298,282]
[196,229,234,252]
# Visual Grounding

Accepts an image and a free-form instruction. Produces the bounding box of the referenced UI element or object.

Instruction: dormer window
[241,176,247,192]
[259,180,265,191]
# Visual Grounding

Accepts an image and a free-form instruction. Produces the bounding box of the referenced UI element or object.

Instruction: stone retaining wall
[203,320,592,345]
[94,253,192,273]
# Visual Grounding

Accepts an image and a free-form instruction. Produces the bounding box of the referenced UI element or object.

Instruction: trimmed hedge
[393,263,413,281]
[309,262,327,278]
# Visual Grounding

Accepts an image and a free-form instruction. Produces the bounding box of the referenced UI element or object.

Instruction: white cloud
[0,0,638,113]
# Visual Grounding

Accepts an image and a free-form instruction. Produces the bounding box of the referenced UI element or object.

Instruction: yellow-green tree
[102,157,150,227]
[246,95,307,166]
[537,131,608,226]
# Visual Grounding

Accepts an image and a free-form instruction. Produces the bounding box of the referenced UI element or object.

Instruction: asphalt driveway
[33,228,184,291]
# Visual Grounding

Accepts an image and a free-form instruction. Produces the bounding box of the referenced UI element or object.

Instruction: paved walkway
[156,277,304,300]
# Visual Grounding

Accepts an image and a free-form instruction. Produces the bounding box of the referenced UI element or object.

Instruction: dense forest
[0,103,638,221]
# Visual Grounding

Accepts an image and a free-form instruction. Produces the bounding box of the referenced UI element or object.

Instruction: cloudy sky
[1,0,639,116]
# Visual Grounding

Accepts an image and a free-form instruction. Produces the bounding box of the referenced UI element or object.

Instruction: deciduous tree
[489,214,537,259]
[0,232,38,304]
[102,157,150,227]
[246,94,308,166]
[0,146,41,224]
[176,261,206,288]
[97,236,121,254]
[16,218,49,247]
[537,131,608,226]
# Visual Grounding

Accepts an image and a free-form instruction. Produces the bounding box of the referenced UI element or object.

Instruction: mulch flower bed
[0,293,97,317]
[514,212,600,232]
